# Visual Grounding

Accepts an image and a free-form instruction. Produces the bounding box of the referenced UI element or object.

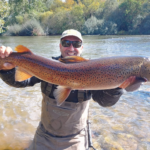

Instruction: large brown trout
[0,45,149,105]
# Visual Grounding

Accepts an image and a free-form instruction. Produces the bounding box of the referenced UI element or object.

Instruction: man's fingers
[0,46,6,58]
[0,46,13,58]
[4,47,13,57]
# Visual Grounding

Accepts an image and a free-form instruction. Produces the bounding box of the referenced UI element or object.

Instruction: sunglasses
[61,40,82,48]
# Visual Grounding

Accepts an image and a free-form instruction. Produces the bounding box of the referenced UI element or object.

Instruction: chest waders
[28,82,96,150]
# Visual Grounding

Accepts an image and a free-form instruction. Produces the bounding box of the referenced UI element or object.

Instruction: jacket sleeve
[0,68,41,87]
[91,88,124,107]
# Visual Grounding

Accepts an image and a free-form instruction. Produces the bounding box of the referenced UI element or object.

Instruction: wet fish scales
[0,45,149,105]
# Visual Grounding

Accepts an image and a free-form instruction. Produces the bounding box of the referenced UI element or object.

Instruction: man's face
[59,36,83,58]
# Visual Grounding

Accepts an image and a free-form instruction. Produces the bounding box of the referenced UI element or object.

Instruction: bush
[99,20,118,35]
[47,11,69,35]
[20,19,45,36]
[82,16,102,34]
[102,0,120,19]
[15,15,24,24]
[39,11,53,33]
[39,11,53,24]
[138,14,150,34]
[6,24,22,36]
[82,16,118,35]
[47,5,85,35]
[69,4,85,31]
[109,0,142,32]
[6,19,45,36]
[142,1,150,16]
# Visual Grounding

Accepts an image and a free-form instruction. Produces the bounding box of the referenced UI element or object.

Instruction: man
[0,29,142,150]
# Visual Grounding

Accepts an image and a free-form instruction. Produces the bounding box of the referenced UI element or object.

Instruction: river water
[0,35,150,150]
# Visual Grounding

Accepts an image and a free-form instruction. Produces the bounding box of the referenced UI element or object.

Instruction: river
[0,35,150,150]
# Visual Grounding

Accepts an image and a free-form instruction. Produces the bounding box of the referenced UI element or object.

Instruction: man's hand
[0,46,15,70]
[119,76,146,92]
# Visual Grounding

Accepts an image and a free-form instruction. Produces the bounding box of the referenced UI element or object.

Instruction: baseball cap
[60,29,83,41]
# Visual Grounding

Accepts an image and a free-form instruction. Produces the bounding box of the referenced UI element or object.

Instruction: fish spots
[8,52,150,91]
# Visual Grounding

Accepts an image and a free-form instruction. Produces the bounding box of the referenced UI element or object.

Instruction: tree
[8,0,30,24]
[119,0,142,31]
[69,3,85,30]
[65,0,75,8]
[0,0,9,33]
[102,0,120,19]
[81,0,101,19]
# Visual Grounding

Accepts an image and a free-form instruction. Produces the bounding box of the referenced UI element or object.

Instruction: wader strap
[45,83,88,102]
[87,110,96,150]
[45,83,53,96]
[78,90,85,102]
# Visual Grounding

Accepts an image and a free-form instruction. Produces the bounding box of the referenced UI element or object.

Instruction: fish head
[140,57,150,81]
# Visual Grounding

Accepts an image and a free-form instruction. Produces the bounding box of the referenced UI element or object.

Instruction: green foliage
[8,0,29,24]
[82,16,102,34]
[47,2,85,35]
[82,0,101,19]
[39,11,53,24]
[47,10,68,35]
[2,0,150,35]
[136,14,150,34]
[50,0,66,12]
[142,0,150,15]
[70,4,85,30]
[0,0,9,33]
[102,0,120,19]
[8,0,52,24]
[105,0,144,33]
[82,16,117,35]
[119,0,142,30]
[15,15,24,24]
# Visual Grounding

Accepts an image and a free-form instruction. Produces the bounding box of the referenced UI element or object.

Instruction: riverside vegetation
[1,0,150,36]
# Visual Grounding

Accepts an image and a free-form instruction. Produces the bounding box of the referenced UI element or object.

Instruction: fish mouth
[136,77,147,82]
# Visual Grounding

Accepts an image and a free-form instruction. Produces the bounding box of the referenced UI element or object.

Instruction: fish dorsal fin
[15,67,32,81]
[15,45,33,54]
[53,86,72,106]
[59,56,88,63]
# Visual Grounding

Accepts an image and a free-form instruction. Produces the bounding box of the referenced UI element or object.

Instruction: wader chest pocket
[46,101,77,116]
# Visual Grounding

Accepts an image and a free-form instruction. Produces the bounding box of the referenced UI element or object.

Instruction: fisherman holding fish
[0,29,143,150]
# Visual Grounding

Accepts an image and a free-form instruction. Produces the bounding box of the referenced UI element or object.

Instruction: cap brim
[61,34,83,41]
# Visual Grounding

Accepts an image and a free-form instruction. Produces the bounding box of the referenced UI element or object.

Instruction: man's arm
[0,68,41,87]
[91,88,123,107]
[91,76,145,107]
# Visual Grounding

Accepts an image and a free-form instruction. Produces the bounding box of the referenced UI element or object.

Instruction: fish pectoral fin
[120,77,147,92]
[15,45,33,54]
[53,86,71,106]
[15,67,32,81]
[59,56,88,63]
[125,77,147,92]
